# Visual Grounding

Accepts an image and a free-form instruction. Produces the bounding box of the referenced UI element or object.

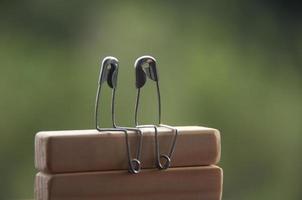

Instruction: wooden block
[35,165,223,200]
[35,126,221,173]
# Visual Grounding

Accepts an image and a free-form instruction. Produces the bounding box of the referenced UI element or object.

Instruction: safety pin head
[134,55,158,88]
[99,56,119,88]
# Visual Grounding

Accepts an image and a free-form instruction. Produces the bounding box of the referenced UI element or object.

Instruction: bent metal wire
[134,55,178,170]
[95,56,142,174]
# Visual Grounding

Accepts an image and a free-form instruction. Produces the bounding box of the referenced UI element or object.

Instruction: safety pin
[95,56,142,174]
[134,55,178,170]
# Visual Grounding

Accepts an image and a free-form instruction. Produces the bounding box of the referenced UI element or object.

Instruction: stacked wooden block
[35,126,223,200]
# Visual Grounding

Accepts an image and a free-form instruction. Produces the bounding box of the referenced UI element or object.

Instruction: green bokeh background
[1,0,302,199]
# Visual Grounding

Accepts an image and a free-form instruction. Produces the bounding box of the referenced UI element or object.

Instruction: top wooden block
[35,126,221,173]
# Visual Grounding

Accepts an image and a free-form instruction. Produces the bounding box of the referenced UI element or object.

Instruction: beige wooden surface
[35,126,221,173]
[35,165,223,200]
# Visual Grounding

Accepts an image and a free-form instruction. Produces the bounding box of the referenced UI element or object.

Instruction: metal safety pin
[95,56,142,174]
[134,55,178,170]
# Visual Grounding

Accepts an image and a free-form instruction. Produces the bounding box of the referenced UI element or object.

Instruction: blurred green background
[1,0,302,199]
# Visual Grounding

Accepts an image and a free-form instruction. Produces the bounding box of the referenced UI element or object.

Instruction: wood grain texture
[35,165,223,200]
[35,126,221,173]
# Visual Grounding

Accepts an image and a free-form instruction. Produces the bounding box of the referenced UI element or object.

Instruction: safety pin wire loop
[111,88,143,172]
